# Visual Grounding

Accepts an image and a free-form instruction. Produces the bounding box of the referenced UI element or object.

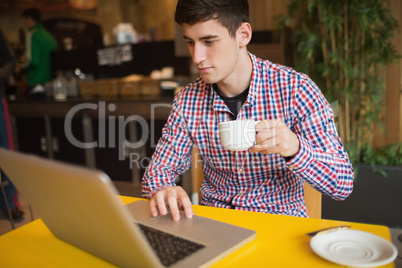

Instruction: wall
[0,0,123,43]
[0,8,24,43]
[0,0,400,144]
[249,0,288,30]
[374,0,402,147]
[120,0,177,41]
[119,0,288,41]
[0,0,287,43]
[385,0,402,145]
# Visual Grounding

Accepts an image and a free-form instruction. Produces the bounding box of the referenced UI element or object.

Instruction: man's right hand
[149,186,194,221]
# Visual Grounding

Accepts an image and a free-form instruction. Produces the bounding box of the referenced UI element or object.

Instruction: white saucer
[310,229,397,267]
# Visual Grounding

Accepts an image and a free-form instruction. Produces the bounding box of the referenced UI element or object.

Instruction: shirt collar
[245,52,260,106]
[210,83,229,112]
[29,23,42,32]
[208,52,261,112]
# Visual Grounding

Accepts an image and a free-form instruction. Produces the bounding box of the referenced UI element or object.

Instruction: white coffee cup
[218,119,259,151]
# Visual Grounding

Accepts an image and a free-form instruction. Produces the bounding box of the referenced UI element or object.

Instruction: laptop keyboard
[137,223,205,267]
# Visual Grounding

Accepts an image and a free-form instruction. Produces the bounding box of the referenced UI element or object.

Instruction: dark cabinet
[92,118,134,182]
[14,117,47,158]
[51,118,86,166]
[91,118,167,182]
[14,116,87,166]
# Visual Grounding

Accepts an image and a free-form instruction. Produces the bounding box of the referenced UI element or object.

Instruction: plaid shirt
[142,53,354,217]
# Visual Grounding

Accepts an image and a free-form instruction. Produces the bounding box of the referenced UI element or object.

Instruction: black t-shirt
[214,84,249,120]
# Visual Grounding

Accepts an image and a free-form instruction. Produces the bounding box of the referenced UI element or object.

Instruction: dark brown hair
[175,0,249,38]
[22,8,41,23]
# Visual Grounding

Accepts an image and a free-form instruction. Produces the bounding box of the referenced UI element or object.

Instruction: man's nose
[192,43,206,65]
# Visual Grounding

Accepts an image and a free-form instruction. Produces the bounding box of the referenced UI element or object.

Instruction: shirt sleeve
[26,33,41,70]
[285,77,354,201]
[21,30,43,70]
[141,95,194,199]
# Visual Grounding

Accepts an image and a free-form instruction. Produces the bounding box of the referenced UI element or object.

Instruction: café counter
[7,96,174,185]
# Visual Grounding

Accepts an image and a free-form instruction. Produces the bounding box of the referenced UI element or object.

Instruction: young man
[21,8,57,98]
[142,0,354,221]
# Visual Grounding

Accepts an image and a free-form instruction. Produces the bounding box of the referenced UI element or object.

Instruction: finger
[249,141,280,154]
[256,131,276,146]
[255,124,271,135]
[149,197,159,217]
[255,123,278,143]
[260,146,280,155]
[166,189,181,221]
[255,119,279,132]
[155,191,168,216]
[176,190,194,219]
[257,134,278,148]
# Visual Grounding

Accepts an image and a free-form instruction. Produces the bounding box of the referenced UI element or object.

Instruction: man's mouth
[198,67,212,73]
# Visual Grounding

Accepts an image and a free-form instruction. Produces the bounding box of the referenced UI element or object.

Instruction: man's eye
[186,41,194,46]
[205,40,215,45]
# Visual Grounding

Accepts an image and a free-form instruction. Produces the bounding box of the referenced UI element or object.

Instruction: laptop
[0,148,256,268]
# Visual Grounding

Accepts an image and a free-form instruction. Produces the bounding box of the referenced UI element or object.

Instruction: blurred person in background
[21,7,57,99]
[0,28,24,220]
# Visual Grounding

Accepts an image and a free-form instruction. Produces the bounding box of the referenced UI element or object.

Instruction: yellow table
[0,197,395,268]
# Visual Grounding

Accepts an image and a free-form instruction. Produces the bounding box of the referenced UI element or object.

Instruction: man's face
[182,19,241,85]
[22,17,34,30]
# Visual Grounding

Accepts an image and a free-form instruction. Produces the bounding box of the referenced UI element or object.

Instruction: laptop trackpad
[149,212,204,231]
[125,200,204,231]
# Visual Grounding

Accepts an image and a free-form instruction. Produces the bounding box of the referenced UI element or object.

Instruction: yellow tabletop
[0,196,394,268]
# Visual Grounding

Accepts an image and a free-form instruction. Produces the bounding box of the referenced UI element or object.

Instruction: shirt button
[288,165,296,170]
[240,191,244,194]
[239,168,244,173]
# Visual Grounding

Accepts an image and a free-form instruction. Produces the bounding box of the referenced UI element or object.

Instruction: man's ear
[238,22,252,47]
